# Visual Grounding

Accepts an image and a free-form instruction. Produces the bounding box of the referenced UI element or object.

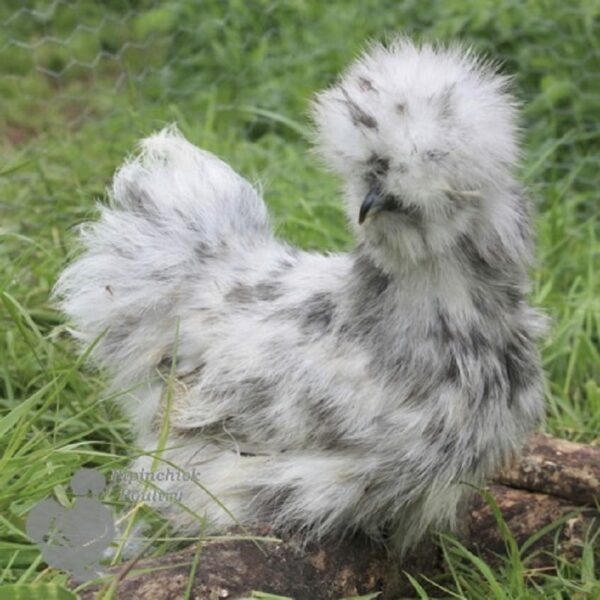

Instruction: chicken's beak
[359,183,385,225]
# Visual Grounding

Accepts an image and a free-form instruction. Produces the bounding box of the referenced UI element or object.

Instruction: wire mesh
[1,1,598,222]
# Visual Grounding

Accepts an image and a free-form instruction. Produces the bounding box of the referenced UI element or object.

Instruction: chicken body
[56,40,545,551]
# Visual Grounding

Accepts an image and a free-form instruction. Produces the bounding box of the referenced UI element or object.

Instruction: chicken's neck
[346,234,524,341]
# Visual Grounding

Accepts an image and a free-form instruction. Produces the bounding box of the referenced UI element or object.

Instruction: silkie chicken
[55,38,546,552]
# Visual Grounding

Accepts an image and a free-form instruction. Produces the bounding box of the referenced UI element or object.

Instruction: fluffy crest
[311,39,523,265]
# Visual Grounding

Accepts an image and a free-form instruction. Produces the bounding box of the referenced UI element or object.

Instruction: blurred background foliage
[0,0,598,595]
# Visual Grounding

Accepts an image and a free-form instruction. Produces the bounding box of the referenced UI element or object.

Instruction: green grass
[0,0,598,598]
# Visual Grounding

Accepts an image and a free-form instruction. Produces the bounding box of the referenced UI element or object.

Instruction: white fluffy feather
[55,39,545,552]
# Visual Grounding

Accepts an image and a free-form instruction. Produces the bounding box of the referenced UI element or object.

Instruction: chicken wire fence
[1,1,598,204]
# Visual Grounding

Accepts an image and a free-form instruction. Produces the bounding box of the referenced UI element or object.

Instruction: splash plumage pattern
[55,39,546,551]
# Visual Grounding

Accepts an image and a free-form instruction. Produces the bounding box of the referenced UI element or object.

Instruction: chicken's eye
[368,155,390,177]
